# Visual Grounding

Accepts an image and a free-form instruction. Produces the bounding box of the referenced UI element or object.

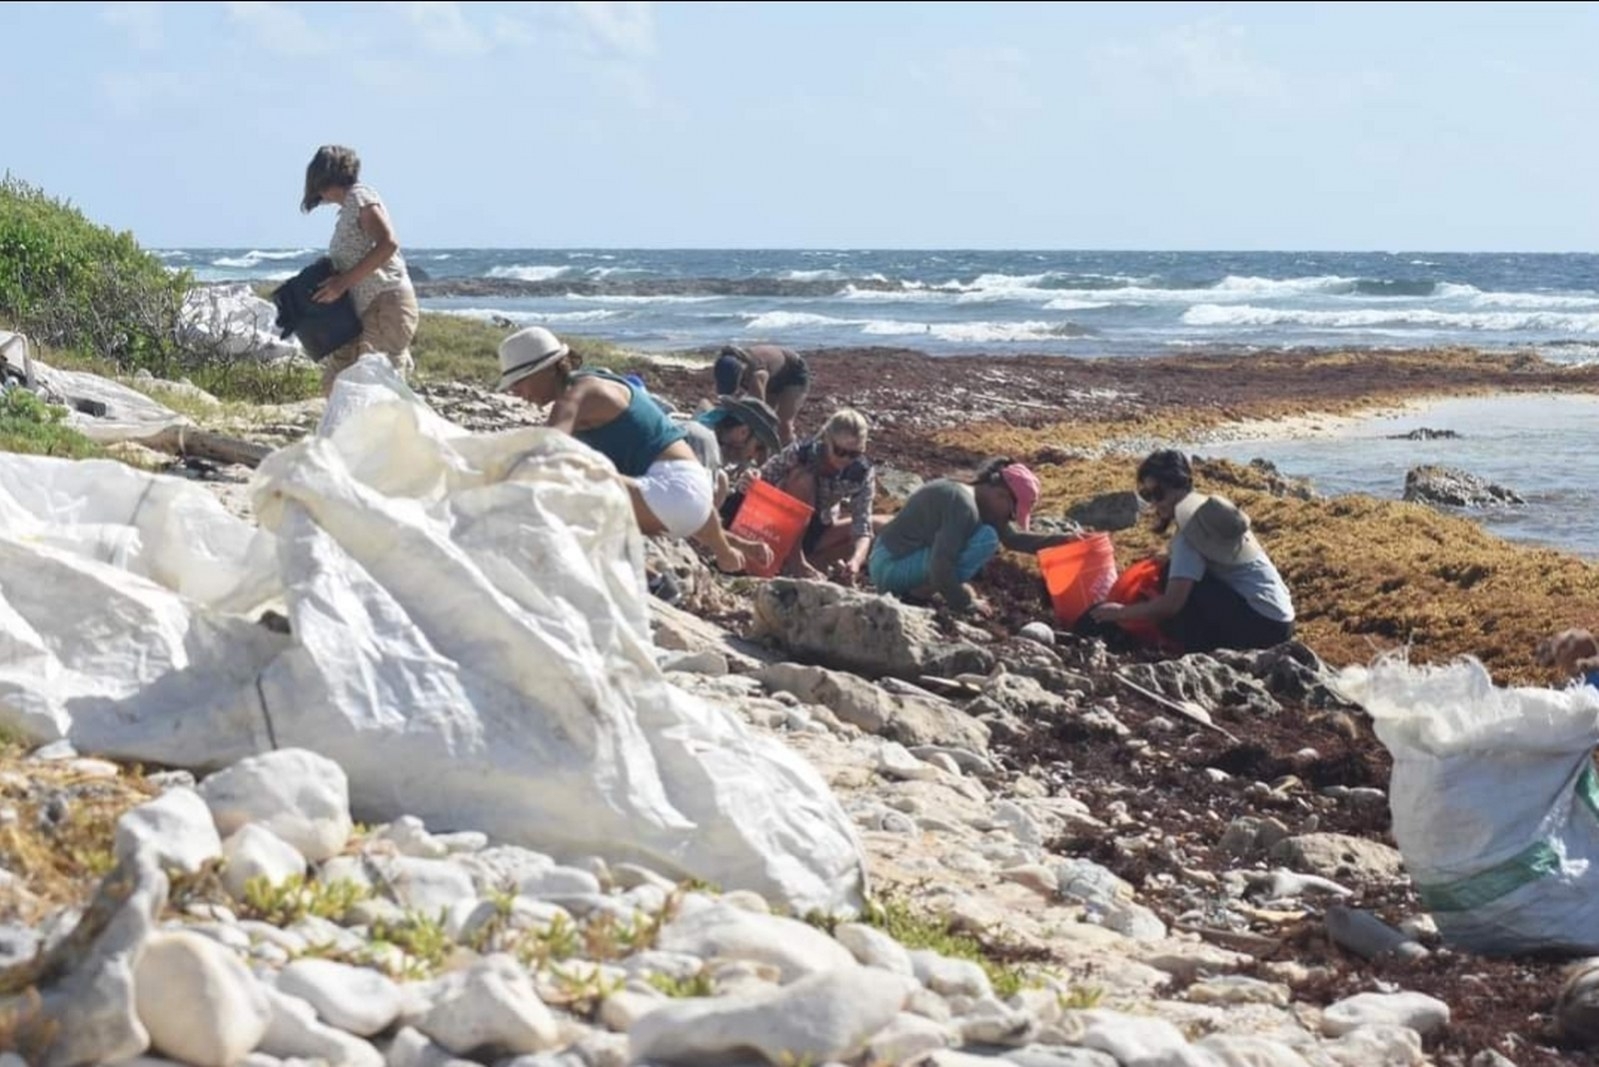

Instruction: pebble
[276,958,403,1037]
[629,966,906,1065]
[1320,991,1451,1037]
[134,931,272,1067]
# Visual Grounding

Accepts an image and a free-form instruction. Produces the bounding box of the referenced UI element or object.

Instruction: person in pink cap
[869,456,1078,615]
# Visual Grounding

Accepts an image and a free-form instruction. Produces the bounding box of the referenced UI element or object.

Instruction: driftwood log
[134,426,272,469]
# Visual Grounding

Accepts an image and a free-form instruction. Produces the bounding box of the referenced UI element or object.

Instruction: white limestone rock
[198,749,353,862]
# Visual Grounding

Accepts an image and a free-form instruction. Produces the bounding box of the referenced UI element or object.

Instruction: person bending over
[711,343,810,445]
[870,458,1074,616]
[1089,449,1294,653]
[498,326,770,573]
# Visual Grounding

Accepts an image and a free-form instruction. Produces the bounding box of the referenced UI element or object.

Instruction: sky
[4,1,1599,251]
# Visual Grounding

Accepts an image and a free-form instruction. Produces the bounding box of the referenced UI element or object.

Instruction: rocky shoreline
[8,345,1599,1065]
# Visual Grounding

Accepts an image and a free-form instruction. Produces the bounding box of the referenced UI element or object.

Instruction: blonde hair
[822,408,869,444]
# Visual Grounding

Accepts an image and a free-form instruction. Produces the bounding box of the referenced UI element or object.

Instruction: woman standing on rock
[1089,449,1294,652]
[302,145,419,395]
[869,457,1073,615]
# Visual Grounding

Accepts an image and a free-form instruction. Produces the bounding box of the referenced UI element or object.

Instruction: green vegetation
[180,360,320,405]
[368,910,454,978]
[0,175,189,369]
[411,311,651,386]
[646,968,716,998]
[866,894,1035,999]
[237,874,370,927]
[0,177,316,406]
[0,388,103,459]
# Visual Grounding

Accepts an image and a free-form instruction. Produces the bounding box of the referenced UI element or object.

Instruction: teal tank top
[571,371,686,477]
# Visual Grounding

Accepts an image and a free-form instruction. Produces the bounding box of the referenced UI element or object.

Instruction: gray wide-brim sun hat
[1174,492,1266,564]
[716,395,782,454]
[497,326,570,392]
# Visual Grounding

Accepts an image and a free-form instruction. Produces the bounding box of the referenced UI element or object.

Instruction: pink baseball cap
[1000,463,1040,530]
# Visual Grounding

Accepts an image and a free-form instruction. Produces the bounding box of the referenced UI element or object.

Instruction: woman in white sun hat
[498,326,772,574]
[1089,449,1294,653]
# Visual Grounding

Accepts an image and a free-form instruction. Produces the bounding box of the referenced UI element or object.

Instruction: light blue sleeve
[1168,531,1208,583]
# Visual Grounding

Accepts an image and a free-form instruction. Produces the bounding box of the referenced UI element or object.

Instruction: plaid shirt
[760,435,876,540]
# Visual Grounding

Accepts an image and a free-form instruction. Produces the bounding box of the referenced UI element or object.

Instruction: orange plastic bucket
[1104,556,1171,648]
[1037,533,1119,627]
[730,479,814,578]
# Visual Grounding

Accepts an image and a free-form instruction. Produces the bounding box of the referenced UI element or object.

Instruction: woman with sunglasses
[869,457,1075,616]
[754,409,877,582]
[1089,449,1294,652]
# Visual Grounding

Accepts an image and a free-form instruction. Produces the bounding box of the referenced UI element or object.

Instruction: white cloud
[352,58,417,92]
[225,1,327,58]
[102,69,182,118]
[905,45,1041,132]
[406,1,489,55]
[571,1,655,57]
[491,14,539,48]
[102,2,164,51]
[1092,23,1287,104]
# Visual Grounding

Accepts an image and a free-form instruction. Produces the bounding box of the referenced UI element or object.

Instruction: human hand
[969,596,995,619]
[735,469,762,494]
[1536,629,1599,675]
[1089,602,1127,623]
[313,273,351,303]
[830,558,864,586]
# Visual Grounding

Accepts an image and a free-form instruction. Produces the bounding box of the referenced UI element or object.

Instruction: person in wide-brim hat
[1089,449,1295,654]
[496,325,772,575]
[680,395,784,510]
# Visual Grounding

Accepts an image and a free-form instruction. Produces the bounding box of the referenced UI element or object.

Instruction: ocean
[170,247,1599,556]
[169,248,1599,361]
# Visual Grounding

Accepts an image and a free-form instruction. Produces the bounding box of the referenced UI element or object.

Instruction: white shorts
[635,458,713,539]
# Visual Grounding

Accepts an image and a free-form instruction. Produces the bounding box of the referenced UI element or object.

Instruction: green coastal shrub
[0,388,103,459]
[0,174,190,371]
[411,312,650,386]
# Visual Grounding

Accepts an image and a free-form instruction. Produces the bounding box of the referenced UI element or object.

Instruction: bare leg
[804,523,857,570]
[773,384,808,447]
[692,512,772,573]
[623,482,669,536]
[774,468,819,574]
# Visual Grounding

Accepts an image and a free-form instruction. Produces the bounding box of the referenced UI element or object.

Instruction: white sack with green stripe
[1337,656,1599,954]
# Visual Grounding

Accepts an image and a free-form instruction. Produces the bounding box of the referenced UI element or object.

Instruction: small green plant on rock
[1058,984,1106,1010]
[866,893,1037,999]
[518,910,582,970]
[545,961,624,1018]
[645,968,716,998]
[238,875,370,927]
[368,910,452,977]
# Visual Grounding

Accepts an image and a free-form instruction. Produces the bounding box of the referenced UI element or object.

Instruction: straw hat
[497,326,569,391]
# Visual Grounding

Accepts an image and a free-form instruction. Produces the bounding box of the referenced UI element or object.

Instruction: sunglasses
[1137,483,1166,505]
[828,440,864,460]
